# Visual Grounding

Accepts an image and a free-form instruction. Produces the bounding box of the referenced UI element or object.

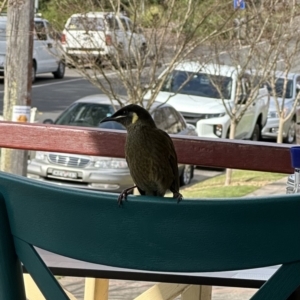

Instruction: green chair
[0,171,300,300]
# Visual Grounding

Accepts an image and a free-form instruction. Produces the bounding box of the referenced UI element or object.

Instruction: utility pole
[0,0,34,175]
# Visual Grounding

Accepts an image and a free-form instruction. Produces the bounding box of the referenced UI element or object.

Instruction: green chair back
[0,171,300,299]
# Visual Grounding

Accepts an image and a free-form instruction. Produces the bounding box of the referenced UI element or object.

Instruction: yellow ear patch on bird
[132,112,139,124]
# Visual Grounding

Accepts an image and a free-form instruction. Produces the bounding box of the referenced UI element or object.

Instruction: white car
[0,15,65,82]
[261,72,300,144]
[61,12,147,66]
[146,62,269,140]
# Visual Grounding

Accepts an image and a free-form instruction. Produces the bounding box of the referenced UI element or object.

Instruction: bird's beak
[100,116,114,123]
[100,115,126,123]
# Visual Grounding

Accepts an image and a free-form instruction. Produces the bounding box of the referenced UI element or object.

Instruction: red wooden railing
[0,121,293,174]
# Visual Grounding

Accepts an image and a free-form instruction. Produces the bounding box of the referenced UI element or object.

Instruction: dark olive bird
[100,104,183,205]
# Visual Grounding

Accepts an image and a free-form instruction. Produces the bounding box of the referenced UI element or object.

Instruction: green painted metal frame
[1,171,300,299]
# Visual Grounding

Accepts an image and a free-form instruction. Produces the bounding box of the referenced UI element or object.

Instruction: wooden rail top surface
[0,121,294,174]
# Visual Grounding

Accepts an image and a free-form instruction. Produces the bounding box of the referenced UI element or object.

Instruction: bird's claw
[118,186,136,206]
[173,192,183,203]
[117,192,128,207]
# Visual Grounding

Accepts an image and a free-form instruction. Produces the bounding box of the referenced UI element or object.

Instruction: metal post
[1,0,34,175]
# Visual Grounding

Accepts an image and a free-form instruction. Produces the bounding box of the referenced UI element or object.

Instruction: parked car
[61,12,147,66]
[145,62,269,140]
[27,94,196,193]
[261,73,300,144]
[0,14,65,82]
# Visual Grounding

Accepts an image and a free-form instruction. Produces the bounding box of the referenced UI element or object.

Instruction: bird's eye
[123,110,127,115]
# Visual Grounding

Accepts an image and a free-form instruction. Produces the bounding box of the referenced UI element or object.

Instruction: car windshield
[160,70,232,100]
[0,22,6,41]
[67,17,105,31]
[267,78,293,99]
[55,103,124,130]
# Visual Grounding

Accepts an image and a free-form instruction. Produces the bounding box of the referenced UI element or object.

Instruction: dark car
[27,94,197,193]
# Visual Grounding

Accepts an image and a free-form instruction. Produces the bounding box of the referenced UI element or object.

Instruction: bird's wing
[159,130,180,193]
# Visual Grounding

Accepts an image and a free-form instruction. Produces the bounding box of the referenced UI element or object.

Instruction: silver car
[261,73,300,144]
[27,94,197,193]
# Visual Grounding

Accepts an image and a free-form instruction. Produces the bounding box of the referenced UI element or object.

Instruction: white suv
[61,12,147,66]
[146,62,269,140]
[0,15,65,82]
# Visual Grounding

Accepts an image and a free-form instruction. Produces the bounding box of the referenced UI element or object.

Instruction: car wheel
[180,165,193,186]
[283,118,296,144]
[52,61,65,79]
[32,63,36,84]
[251,123,260,141]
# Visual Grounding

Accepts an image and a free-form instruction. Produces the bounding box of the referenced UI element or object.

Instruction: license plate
[52,170,77,179]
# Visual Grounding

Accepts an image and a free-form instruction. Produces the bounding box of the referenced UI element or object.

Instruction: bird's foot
[173,192,183,203]
[118,185,136,206]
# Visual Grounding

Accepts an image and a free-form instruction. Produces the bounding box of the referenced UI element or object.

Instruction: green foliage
[39,0,74,30]
[139,0,235,38]
[181,170,286,198]
[38,0,235,37]
[140,4,164,28]
[38,0,111,30]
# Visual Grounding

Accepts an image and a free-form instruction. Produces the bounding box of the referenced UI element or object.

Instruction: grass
[180,170,286,198]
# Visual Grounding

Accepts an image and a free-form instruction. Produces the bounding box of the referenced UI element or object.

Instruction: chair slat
[14,237,69,300]
[0,195,26,300]
[251,261,300,300]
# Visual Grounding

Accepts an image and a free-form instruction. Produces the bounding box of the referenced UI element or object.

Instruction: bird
[100,104,183,206]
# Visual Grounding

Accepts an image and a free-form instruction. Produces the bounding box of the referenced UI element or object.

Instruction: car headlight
[93,157,128,169]
[268,111,279,118]
[35,151,48,161]
[204,113,225,119]
[213,124,223,137]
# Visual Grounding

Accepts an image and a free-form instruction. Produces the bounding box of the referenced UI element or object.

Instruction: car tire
[32,62,36,84]
[283,118,296,144]
[251,123,261,141]
[52,61,65,79]
[180,165,193,186]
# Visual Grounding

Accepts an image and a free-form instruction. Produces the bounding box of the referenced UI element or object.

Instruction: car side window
[296,76,300,96]
[152,109,165,130]
[161,107,184,134]
[0,23,5,41]
[175,111,187,131]
[45,21,59,41]
[107,16,119,30]
[34,21,47,41]
[120,18,128,31]
[127,19,134,31]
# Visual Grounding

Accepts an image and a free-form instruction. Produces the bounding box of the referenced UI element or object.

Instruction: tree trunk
[276,117,284,144]
[224,121,237,186]
[0,0,34,175]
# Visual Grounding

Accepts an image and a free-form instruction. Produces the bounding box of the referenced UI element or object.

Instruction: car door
[107,16,124,53]
[235,75,256,139]
[45,21,61,66]
[119,17,131,57]
[126,18,143,56]
[34,20,58,73]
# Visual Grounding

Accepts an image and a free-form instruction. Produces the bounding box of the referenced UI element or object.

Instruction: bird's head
[100,104,156,129]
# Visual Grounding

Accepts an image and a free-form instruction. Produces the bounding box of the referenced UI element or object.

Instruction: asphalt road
[0,68,105,122]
